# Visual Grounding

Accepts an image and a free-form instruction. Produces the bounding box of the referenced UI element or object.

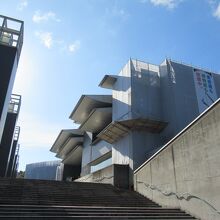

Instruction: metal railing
[8,94,21,114]
[15,144,20,174]
[14,126,20,141]
[0,15,24,62]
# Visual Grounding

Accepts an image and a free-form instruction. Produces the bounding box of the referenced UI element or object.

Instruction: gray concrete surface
[134,99,220,220]
[76,164,129,188]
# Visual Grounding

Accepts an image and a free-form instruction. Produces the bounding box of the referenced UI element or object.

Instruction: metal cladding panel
[69,95,112,124]
[163,60,201,134]
[91,140,112,162]
[25,161,60,180]
[79,107,112,133]
[131,59,161,121]
[112,60,132,121]
[112,134,132,167]
[81,132,92,167]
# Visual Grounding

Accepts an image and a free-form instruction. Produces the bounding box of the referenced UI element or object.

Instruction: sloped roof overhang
[97,118,168,144]
[69,95,112,124]
[56,136,84,159]
[99,75,117,89]
[79,107,112,133]
[50,129,84,154]
[62,145,83,166]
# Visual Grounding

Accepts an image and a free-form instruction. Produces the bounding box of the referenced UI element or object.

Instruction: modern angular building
[51,58,220,186]
[25,161,61,180]
[0,15,23,177]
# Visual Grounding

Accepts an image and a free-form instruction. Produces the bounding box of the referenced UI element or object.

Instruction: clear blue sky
[1,0,220,171]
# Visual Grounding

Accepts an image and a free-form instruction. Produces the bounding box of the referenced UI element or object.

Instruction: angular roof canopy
[99,75,117,89]
[97,118,168,144]
[69,95,112,124]
[62,145,83,165]
[50,129,84,154]
[56,136,84,159]
[79,107,112,133]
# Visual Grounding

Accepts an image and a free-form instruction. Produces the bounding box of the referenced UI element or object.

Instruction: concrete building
[6,126,20,177]
[0,15,23,177]
[51,58,220,186]
[25,161,61,180]
[0,94,21,177]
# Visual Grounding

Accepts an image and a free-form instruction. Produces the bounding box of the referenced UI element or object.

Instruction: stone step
[0,178,197,219]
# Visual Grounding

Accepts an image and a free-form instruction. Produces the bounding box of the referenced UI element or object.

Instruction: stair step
[0,178,197,219]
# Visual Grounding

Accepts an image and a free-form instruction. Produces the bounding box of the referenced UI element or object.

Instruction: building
[50,58,220,186]
[25,161,61,180]
[6,126,20,177]
[0,95,21,177]
[0,15,23,177]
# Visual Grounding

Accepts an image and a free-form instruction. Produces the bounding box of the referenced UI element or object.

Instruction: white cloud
[35,31,53,49]
[17,0,28,11]
[32,11,61,23]
[213,3,220,19]
[68,40,81,53]
[141,0,183,9]
[34,31,81,53]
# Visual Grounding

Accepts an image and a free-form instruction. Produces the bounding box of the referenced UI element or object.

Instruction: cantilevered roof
[50,129,84,154]
[69,95,112,124]
[56,136,84,159]
[97,118,168,144]
[79,107,112,133]
[99,75,117,89]
[62,145,82,165]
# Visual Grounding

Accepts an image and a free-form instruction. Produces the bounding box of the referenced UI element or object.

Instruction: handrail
[0,15,24,62]
[8,94,21,114]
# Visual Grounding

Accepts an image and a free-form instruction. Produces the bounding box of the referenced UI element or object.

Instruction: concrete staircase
[0,178,197,219]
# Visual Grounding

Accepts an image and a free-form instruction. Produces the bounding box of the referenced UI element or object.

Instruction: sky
[1,0,220,171]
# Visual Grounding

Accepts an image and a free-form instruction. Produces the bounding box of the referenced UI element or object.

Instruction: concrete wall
[76,165,114,185]
[134,99,220,220]
[76,164,129,189]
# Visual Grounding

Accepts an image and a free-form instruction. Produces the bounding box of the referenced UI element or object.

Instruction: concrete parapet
[134,99,220,220]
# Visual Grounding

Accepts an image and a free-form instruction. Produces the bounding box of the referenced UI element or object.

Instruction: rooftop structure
[0,15,23,155]
[0,15,24,62]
